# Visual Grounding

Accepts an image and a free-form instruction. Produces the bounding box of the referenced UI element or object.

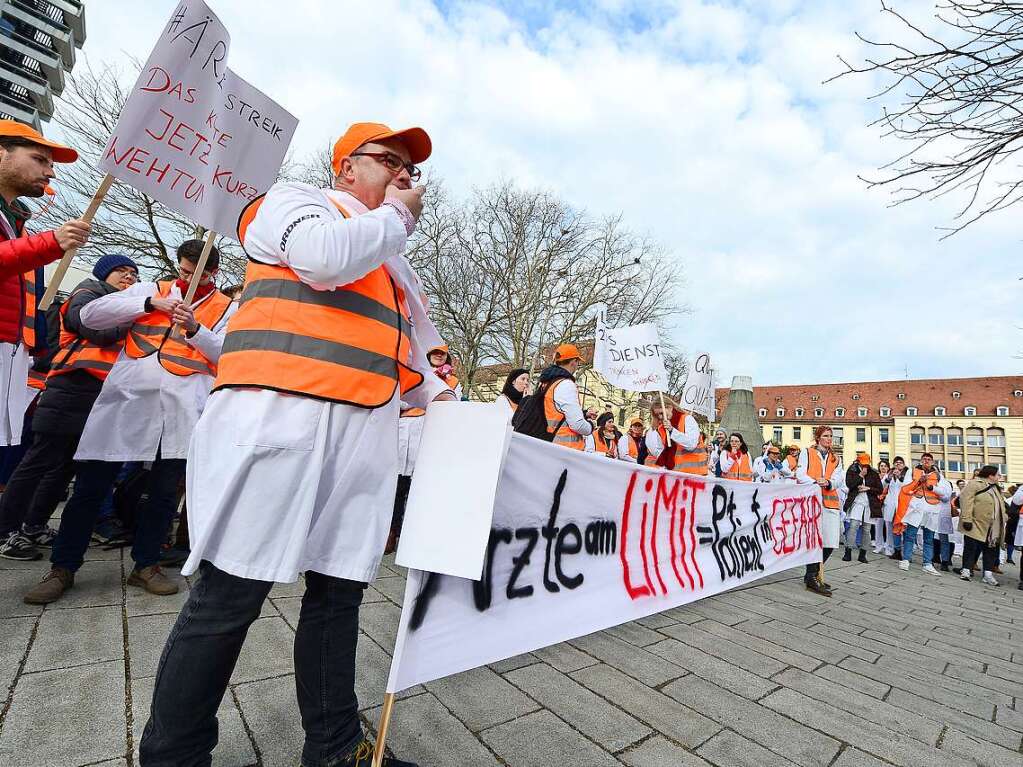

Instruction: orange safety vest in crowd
[909,467,940,505]
[543,379,585,450]
[805,447,840,509]
[400,407,426,418]
[593,429,618,457]
[215,199,424,407]
[723,451,754,481]
[19,271,36,348]
[443,372,458,390]
[786,454,798,472]
[644,425,710,475]
[27,367,46,391]
[124,281,231,377]
[48,289,123,382]
[625,434,640,460]
[893,467,940,533]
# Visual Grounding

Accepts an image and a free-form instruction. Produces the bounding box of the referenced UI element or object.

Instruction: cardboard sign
[99,0,297,239]
[385,435,822,693]
[594,313,668,392]
[681,352,715,419]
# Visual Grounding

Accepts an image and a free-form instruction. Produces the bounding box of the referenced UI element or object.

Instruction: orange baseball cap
[0,120,77,163]
[555,343,581,363]
[331,122,431,177]
[857,453,872,465]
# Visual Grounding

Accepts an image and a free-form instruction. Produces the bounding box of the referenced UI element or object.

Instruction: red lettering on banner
[638,479,655,596]
[620,472,652,599]
[770,495,823,554]
[683,477,706,588]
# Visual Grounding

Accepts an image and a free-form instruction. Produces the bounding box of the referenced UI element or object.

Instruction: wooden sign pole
[657,390,672,446]
[372,692,396,767]
[173,229,217,335]
[39,173,115,310]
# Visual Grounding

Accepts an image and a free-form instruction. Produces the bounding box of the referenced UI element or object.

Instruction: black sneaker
[341,739,418,766]
[0,531,42,561]
[92,519,128,544]
[21,524,57,547]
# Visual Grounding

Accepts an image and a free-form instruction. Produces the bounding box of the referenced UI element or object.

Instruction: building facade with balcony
[0,0,85,129]
[714,376,1023,484]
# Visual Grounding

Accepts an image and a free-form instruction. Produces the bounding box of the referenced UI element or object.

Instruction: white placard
[99,1,297,239]
[385,435,822,693]
[594,314,668,392]
[681,352,715,419]
[395,402,512,580]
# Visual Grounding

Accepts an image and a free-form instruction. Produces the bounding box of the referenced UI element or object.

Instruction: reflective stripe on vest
[48,289,123,382]
[27,367,46,390]
[543,379,584,450]
[124,282,231,377]
[911,468,941,505]
[676,433,709,476]
[216,199,423,407]
[20,272,35,348]
[724,452,754,481]
[806,447,840,509]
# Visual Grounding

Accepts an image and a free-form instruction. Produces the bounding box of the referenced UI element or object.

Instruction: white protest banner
[99,0,297,239]
[385,436,822,693]
[681,351,715,419]
[594,317,668,393]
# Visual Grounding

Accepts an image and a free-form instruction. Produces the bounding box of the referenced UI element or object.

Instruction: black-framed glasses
[350,151,421,181]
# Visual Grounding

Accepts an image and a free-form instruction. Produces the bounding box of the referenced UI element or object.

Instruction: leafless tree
[408,181,688,396]
[831,1,1023,236]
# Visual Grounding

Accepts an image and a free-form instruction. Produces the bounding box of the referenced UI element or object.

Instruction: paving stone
[696,729,798,767]
[943,660,1022,697]
[663,674,839,767]
[605,620,665,647]
[49,560,123,609]
[0,567,45,619]
[359,600,402,654]
[488,652,539,673]
[231,616,295,684]
[480,709,618,767]
[760,688,971,767]
[271,595,302,629]
[940,727,1023,766]
[127,612,177,678]
[647,638,778,699]
[505,662,650,752]
[532,641,597,672]
[569,631,685,687]
[366,691,501,767]
[738,619,861,664]
[859,629,984,671]
[424,664,537,731]
[233,674,304,766]
[0,616,34,691]
[571,664,721,748]
[25,604,123,672]
[635,612,678,629]
[0,660,126,767]
[658,622,788,677]
[131,675,256,766]
[811,663,890,699]
[372,575,407,604]
[268,577,305,598]
[125,577,191,616]
[696,617,820,671]
[995,704,1023,731]
[362,584,387,603]
[886,688,1022,750]
[831,747,891,766]
[622,735,712,767]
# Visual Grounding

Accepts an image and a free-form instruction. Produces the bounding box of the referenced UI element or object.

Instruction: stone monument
[718,375,765,451]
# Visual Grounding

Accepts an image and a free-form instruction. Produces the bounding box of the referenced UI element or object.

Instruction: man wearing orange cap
[140,123,449,767]
[0,120,90,448]
[538,343,593,450]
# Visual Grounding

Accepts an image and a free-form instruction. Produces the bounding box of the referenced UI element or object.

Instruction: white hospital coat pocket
[234,391,323,451]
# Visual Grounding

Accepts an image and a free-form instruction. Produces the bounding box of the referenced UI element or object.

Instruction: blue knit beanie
[93,254,139,281]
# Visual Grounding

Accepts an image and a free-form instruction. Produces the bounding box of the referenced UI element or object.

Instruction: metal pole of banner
[173,229,217,336]
[372,692,397,767]
[39,173,115,310]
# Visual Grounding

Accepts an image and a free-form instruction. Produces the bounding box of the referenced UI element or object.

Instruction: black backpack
[512,382,563,442]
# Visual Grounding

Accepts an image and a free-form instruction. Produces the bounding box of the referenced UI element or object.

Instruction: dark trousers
[139,561,365,767]
[804,547,834,583]
[50,450,185,572]
[0,431,80,536]
[961,536,998,573]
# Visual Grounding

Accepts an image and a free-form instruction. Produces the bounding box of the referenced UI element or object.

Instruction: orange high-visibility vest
[443,373,458,390]
[593,429,619,457]
[400,407,426,418]
[625,434,640,460]
[125,281,231,377]
[910,467,940,505]
[786,454,798,472]
[805,447,840,509]
[676,432,709,476]
[723,451,754,481]
[27,367,46,391]
[48,289,123,382]
[216,199,423,407]
[20,271,36,348]
[543,379,585,450]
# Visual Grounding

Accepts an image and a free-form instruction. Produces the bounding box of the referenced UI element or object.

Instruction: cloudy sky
[78,0,1018,386]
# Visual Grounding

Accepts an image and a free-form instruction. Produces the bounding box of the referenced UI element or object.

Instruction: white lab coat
[0,342,30,446]
[1012,486,1023,548]
[757,460,794,484]
[494,394,516,421]
[397,411,426,477]
[882,471,907,522]
[74,282,233,461]
[796,447,846,548]
[644,413,699,462]
[182,184,449,584]
[618,433,640,463]
[901,471,945,531]
[933,479,956,535]
[551,377,592,440]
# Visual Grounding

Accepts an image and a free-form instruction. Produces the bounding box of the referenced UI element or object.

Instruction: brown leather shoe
[23,567,74,604]
[127,565,180,596]
[992,566,1004,574]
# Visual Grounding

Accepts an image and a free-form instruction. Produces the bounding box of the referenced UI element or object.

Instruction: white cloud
[73,0,1019,386]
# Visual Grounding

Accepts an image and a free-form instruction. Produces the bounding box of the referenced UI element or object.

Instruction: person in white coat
[796,426,845,596]
[882,456,908,559]
[756,445,793,484]
[870,459,891,554]
[643,399,700,468]
[896,452,943,575]
[24,240,234,605]
[932,477,957,571]
[139,122,446,767]
[618,418,645,463]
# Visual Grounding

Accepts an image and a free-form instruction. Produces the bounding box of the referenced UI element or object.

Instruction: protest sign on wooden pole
[183,230,217,304]
[371,693,396,767]
[39,173,114,310]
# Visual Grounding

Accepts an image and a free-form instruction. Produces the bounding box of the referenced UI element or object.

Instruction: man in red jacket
[0,120,90,447]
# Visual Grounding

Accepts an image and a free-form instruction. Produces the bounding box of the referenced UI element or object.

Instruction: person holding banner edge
[797,425,846,596]
[0,120,91,449]
[139,122,449,767]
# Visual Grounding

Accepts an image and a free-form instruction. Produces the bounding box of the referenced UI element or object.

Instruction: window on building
[776,408,785,418]
[910,428,925,445]
[934,407,946,416]
[758,408,767,418]
[795,408,804,417]
[952,391,961,399]
[773,427,783,443]
[835,408,845,417]
[793,426,802,440]
[997,463,1009,476]
[880,406,891,417]
[996,406,1009,416]
[1014,390,1022,398]
[857,407,867,417]
[879,451,890,463]
[947,460,964,473]
[928,429,944,445]
[987,429,1007,448]
[814,408,824,418]
[935,459,946,471]
[852,393,861,400]
[897,393,906,400]
[854,428,865,442]
[906,407,918,416]
[967,461,982,473]
[811,394,819,402]
[879,428,890,444]
[947,429,963,446]
[966,429,984,447]
[832,427,844,446]
[964,406,976,416]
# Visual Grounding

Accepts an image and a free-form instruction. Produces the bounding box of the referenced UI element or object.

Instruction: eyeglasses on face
[350,151,421,182]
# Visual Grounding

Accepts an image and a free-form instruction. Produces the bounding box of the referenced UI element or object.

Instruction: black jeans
[961,536,998,573]
[139,561,365,767]
[0,431,80,536]
[49,451,185,572]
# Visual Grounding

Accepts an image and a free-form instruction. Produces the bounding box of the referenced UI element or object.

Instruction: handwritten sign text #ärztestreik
[594,318,669,392]
[385,435,822,692]
[99,1,297,238]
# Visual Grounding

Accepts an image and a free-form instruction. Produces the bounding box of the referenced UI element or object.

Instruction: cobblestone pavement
[0,541,1021,767]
